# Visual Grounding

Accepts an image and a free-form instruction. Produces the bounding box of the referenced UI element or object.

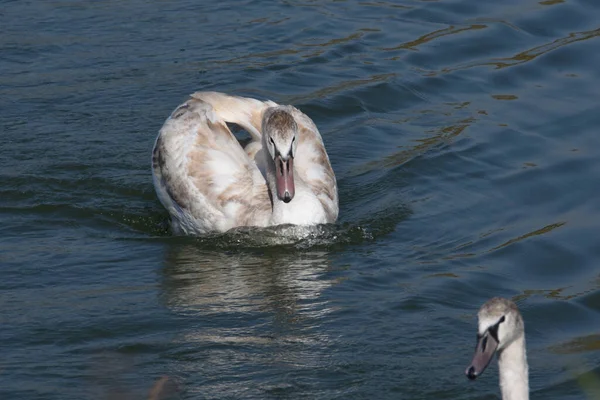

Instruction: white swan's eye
[499,315,506,323]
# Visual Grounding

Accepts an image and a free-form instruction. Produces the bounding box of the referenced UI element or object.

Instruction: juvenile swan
[465,297,529,400]
[152,92,338,235]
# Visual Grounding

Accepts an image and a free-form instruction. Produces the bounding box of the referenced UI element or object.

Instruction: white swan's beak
[466,332,498,380]
[275,155,295,203]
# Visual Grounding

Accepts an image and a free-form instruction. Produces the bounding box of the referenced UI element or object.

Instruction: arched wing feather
[152,98,270,234]
[288,107,339,222]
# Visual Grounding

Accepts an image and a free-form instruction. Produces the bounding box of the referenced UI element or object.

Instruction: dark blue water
[2,0,600,399]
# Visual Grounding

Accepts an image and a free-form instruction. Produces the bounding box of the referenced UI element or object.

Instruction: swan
[151,92,338,235]
[465,297,529,400]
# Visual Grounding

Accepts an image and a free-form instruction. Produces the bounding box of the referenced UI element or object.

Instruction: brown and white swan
[152,92,338,235]
[466,297,529,400]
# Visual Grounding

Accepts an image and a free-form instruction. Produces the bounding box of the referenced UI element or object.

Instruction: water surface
[2,0,600,399]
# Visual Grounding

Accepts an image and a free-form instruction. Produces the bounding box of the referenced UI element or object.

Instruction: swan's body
[152,92,338,235]
[466,297,529,400]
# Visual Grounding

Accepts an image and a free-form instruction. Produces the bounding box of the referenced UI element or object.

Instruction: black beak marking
[467,366,477,380]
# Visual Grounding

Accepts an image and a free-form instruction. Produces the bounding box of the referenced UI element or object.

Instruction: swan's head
[262,107,298,203]
[465,297,524,380]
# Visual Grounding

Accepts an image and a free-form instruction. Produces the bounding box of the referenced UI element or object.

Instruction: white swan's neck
[264,162,326,226]
[267,173,327,226]
[498,335,529,400]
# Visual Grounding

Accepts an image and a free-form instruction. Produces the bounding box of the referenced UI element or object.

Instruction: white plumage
[152,92,338,235]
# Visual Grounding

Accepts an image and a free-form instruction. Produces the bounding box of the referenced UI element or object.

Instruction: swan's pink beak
[275,155,295,203]
[465,332,498,380]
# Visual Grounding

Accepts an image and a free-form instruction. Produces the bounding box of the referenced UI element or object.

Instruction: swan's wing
[190,91,277,182]
[288,107,339,222]
[190,91,277,141]
[152,97,270,234]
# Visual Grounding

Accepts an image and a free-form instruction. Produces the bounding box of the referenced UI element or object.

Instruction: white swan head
[262,107,298,203]
[466,297,525,380]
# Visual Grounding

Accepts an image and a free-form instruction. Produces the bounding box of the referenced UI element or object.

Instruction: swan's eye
[499,315,506,324]
[270,137,275,146]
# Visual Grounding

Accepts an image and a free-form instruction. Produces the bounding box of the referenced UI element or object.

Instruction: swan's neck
[265,159,327,226]
[498,335,529,400]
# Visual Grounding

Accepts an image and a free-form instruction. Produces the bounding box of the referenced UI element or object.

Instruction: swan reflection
[160,242,335,357]
[161,244,333,314]
[158,243,337,395]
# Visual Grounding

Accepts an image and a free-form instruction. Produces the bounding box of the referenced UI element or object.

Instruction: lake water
[2,0,600,399]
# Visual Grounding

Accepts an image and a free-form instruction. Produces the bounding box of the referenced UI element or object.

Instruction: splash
[185,223,376,250]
